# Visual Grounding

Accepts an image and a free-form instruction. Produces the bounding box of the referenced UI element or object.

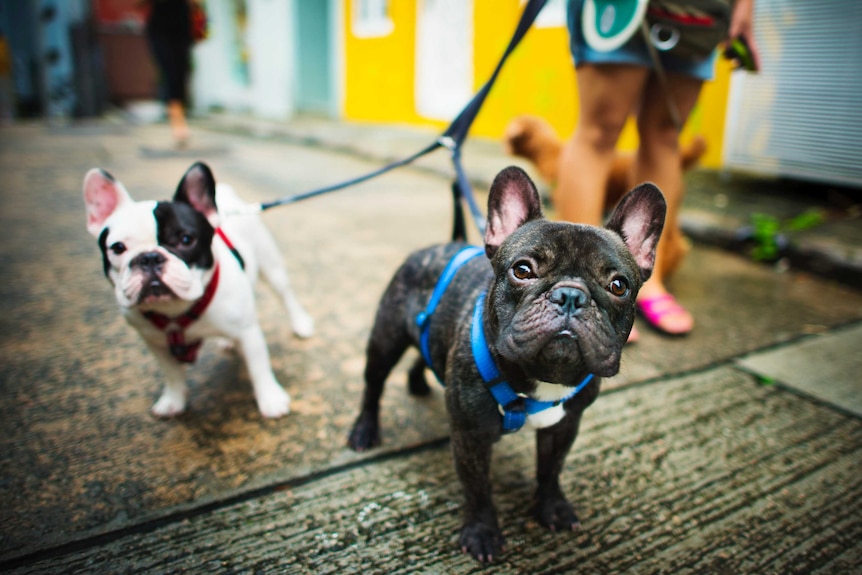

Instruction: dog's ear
[175,162,218,221]
[83,168,133,236]
[605,183,667,282]
[484,166,544,258]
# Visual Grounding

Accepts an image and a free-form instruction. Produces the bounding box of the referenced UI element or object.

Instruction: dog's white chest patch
[524,380,570,430]
[525,404,566,429]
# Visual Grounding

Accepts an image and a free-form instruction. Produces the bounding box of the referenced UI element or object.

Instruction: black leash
[258,0,549,241]
[259,140,440,209]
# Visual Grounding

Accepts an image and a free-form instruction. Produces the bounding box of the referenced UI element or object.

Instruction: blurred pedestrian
[555,0,760,338]
[140,0,200,147]
[0,33,13,123]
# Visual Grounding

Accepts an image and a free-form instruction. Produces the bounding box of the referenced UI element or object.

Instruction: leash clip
[437,136,457,151]
[222,203,263,217]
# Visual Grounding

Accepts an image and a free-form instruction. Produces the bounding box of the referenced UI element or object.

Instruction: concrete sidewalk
[0,119,860,573]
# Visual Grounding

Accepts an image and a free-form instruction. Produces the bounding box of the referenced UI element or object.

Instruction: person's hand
[727,0,761,71]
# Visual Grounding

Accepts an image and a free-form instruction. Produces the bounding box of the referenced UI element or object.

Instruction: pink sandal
[637,293,693,336]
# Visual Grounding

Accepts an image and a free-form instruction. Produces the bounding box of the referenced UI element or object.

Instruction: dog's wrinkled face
[84,164,219,310]
[482,167,666,384]
[487,221,643,381]
[97,201,214,309]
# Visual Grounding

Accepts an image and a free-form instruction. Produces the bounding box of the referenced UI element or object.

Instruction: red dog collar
[143,264,220,363]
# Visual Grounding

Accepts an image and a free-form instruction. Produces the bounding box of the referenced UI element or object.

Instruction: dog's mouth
[537,328,582,360]
[501,315,623,379]
[138,278,176,304]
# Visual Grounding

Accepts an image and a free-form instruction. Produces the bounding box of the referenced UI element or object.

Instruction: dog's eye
[179,233,196,247]
[608,277,629,297]
[512,261,536,280]
[110,242,127,255]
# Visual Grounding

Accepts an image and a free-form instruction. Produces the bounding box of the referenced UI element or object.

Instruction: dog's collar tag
[471,292,594,434]
[416,246,485,382]
[143,265,221,363]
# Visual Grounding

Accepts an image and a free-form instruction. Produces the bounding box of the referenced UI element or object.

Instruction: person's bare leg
[167,99,189,147]
[633,72,703,334]
[554,64,649,226]
[555,64,648,342]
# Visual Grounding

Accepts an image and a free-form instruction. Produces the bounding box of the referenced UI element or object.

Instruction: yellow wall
[344,0,732,168]
[693,60,734,168]
[471,1,577,145]
[344,0,420,123]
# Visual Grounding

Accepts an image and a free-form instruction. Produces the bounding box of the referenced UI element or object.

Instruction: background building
[1,0,860,185]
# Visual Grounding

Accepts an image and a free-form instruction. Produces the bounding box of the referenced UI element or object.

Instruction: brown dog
[503,114,705,279]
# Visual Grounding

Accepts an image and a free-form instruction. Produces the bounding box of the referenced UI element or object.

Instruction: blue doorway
[295,0,333,116]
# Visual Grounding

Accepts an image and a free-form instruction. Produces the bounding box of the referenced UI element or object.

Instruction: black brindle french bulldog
[348,166,666,562]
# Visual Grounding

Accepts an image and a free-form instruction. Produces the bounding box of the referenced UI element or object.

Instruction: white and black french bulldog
[348,166,666,562]
[83,162,314,418]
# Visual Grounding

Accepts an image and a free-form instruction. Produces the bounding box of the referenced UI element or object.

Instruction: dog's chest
[523,380,570,430]
[525,404,566,429]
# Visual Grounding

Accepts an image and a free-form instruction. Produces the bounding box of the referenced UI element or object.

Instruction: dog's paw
[151,391,187,418]
[534,494,580,531]
[347,413,380,451]
[255,383,291,418]
[459,522,506,563]
[291,311,315,339]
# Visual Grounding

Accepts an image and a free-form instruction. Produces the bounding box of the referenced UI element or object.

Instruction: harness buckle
[166,328,202,363]
[416,311,429,329]
[500,398,527,434]
[497,396,525,416]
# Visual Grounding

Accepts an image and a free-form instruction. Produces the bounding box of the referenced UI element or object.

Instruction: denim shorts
[566,0,717,81]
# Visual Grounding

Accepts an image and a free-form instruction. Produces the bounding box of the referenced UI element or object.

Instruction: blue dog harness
[416,246,594,434]
[416,246,485,380]
[471,293,594,433]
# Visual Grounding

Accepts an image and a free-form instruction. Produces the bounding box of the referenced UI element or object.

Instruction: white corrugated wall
[723,0,862,187]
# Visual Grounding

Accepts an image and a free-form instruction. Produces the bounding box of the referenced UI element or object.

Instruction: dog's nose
[550,286,589,315]
[131,251,167,273]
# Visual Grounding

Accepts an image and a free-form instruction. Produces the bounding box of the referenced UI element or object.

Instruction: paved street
[0,119,860,574]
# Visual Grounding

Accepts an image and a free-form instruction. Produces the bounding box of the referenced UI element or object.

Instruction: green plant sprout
[749,209,825,261]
